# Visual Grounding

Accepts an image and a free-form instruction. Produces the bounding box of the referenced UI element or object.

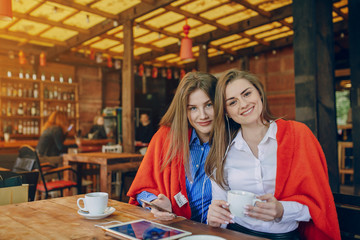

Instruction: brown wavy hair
[159,72,217,179]
[205,69,277,189]
[42,111,69,134]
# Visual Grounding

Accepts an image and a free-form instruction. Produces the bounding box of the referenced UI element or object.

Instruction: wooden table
[63,152,143,196]
[0,195,265,239]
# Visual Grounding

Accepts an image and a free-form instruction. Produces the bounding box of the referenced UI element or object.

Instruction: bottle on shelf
[33,83,39,98]
[59,74,64,83]
[1,83,6,96]
[25,71,30,79]
[41,73,46,81]
[54,86,58,99]
[44,86,49,99]
[19,70,24,79]
[13,83,18,97]
[18,120,23,135]
[68,77,72,84]
[31,102,36,116]
[18,83,23,97]
[17,103,24,116]
[50,74,55,82]
[7,70,12,77]
[35,121,39,135]
[6,83,12,97]
[32,73,37,80]
[6,102,11,117]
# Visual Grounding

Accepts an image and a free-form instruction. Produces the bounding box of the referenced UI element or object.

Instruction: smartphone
[67,124,74,132]
[140,199,177,217]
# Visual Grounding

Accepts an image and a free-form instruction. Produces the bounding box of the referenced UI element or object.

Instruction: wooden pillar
[349,0,360,195]
[122,19,135,153]
[293,0,339,191]
[198,44,208,72]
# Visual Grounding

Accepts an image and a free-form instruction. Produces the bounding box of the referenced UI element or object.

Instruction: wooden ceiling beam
[12,13,89,34]
[46,0,176,60]
[46,0,117,19]
[137,4,292,63]
[0,29,66,46]
[137,22,181,39]
[231,0,272,18]
[333,6,348,21]
[103,34,165,52]
[164,5,230,32]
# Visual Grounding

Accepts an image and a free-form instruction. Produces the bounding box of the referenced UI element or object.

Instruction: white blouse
[212,121,311,233]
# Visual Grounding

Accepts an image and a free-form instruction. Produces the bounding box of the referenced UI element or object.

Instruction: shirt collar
[233,121,277,150]
[190,128,201,145]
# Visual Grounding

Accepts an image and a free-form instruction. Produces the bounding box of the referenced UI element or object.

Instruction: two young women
[128,69,340,239]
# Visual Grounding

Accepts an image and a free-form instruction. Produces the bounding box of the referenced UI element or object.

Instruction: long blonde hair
[42,111,69,134]
[205,69,277,189]
[160,72,217,178]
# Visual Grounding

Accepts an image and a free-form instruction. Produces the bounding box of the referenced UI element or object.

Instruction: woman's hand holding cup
[207,200,234,227]
[244,193,284,222]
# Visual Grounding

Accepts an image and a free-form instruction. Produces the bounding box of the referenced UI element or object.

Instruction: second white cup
[227,190,261,218]
[77,192,108,215]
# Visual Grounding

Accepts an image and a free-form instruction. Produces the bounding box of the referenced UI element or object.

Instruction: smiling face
[225,78,263,128]
[187,88,214,143]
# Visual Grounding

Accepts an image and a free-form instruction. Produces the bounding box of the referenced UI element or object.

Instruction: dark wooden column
[349,0,360,195]
[198,44,208,72]
[293,0,339,191]
[122,19,135,153]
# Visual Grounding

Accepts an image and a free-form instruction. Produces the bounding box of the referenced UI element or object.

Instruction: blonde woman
[128,72,217,223]
[205,69,340,240]
[36,111,73,156]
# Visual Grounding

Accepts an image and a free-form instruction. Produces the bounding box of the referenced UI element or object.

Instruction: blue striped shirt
[137,129,212,223]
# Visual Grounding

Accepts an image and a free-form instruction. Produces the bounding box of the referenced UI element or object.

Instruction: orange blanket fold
[127,126,192,219]
[275,119,340,240]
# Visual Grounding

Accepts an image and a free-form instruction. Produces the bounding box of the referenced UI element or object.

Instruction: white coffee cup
[228,190,261,218]
[77,192,108,214]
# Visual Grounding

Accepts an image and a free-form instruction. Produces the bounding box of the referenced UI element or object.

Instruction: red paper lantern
[180,69,186,80]
[139,64,144,77]
[167,68,172,79]
[152,67,158,78]
[39,52,46,67]
[90,49,95,60]
[19,50,26,65]
[107,55,113,68]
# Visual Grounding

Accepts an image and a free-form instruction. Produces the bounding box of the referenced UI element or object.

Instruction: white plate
[180,235,226,240]
[78,207,115,220]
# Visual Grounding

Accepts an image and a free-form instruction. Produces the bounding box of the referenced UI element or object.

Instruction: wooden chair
[338,141,354,184]
[333,193,360,239]
[11,157,40,202]
[18,145,79,199]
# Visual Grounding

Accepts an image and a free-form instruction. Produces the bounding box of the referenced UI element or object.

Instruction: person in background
[135,113,155,144]
[127,72,217,223]
[205,69,340,240]
[88,115,107,139]
[36,111,75,157]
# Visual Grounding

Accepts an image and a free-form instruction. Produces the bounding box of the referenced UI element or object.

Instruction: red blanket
[275,119,340,240]
[127,126,192,219]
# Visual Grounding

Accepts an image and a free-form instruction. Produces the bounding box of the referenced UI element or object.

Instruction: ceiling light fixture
[180,18,193,60]
[0,0,12,21]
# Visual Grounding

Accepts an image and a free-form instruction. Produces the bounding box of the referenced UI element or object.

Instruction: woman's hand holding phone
[141,194,176,221]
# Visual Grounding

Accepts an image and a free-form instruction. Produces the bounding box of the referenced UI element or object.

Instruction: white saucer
[78,207,115,220]
[180,235,226,240]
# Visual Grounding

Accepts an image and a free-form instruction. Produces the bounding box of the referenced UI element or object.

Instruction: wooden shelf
[0,76,79,140]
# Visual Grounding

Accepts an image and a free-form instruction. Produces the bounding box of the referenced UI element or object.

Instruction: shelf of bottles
[0,72,78,139]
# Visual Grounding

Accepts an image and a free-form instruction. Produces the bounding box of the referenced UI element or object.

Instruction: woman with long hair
[127,72,217,223]
[36,111,72,156]
[205,69,340,239]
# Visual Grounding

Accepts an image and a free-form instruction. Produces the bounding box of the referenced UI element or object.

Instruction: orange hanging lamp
[0,0,12,21]
[180,19,193,60]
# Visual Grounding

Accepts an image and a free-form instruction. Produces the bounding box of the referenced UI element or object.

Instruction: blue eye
[206,103,213,108]
[243,91,251,97]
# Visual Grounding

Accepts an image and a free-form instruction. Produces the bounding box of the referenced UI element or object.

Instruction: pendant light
[0,0,12,21]
[180,19,193,60]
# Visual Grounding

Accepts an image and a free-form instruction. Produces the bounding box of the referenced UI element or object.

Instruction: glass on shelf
[7,70,12,77]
